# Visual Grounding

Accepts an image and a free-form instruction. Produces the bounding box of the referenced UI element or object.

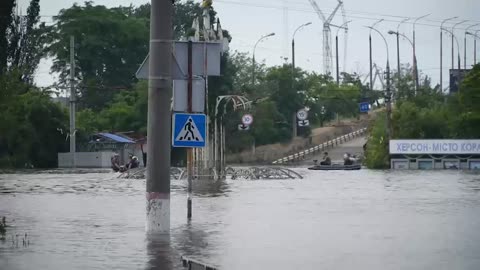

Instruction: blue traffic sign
[359,102,370,113]
[172,113,206,148]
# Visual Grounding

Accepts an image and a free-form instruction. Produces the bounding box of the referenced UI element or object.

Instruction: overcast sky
[19,0,480,90]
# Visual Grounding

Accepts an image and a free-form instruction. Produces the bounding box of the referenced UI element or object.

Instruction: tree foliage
[46,2,150,109]
[365,64,480,168]
[0,0,45,82]
[0,71,68,168]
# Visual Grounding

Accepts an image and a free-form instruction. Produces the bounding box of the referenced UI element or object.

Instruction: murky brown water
[1,169,480,270]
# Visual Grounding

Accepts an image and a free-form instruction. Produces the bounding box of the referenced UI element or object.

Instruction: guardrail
[272,128,367,164]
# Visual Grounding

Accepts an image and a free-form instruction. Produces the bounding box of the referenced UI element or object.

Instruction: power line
[214,0,480,31]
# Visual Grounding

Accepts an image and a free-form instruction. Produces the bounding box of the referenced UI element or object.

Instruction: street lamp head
[305,22,312,26]
[267,33,275,37]
[388,30,397,35]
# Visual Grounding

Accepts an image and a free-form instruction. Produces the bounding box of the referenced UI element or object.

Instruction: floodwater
[1,169,480,270]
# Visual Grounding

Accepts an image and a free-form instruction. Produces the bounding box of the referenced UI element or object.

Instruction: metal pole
[452,21,468,70]
[252,55,255,86]
[69,36,76,168]
[146,0,172,234]
[221,117,225,177]
[413,14,429,95]
[214,98,219,179]
[396,32,400,78]
[292,38,295,70]
[475,38,477,64]
[369,19,383,91]
[386,60,392,139]
[369,35,373,90]
[464,24,480,69]
[413,27,418,93]
[464,34,467,70]
[187,41,193,219]
[451,33,454,69]
[440,17,458,92]
[292,112,297,138]
[336,35,339,85]
[440,30,443,91]
[368,26,391,138]
[396,18,409,78]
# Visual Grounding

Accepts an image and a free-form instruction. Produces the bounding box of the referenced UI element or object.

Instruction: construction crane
[308,0,348,75]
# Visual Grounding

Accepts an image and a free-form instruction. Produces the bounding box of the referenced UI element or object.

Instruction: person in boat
[343,153,355,166]
[111,154,127,172]
[320,152,331,166]
[127,155,140,170]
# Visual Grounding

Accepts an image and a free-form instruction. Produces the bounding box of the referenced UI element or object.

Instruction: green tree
[0,0,45,82]
[46,2,150,109]
[0,71,68,168]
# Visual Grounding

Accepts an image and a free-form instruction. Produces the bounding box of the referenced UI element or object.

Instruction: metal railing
[272,128,367,164]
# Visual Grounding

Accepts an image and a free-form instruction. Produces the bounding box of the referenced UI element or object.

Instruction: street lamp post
[291,23,311,138]
[452,20,468,70]
[335,20,351,85]
[440,16,458,92]
[475,30,480,64]
[465,24,480,69]
[395,18,409,77]
[466,31,480,65]
[252,33,275,86]
[367,26,391,139]
[292,22,312,72]
[413,14,430,93]
[442,28,462,71]
[388,30,414,97]
[369,19,384,91]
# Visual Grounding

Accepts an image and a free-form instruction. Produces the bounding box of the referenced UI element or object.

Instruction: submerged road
[1,169,480,270]
[300,136,367,166]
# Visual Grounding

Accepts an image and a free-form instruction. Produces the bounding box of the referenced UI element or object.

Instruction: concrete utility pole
[146,0,173,234]
[440,17,458,92]
[69,36,76,168]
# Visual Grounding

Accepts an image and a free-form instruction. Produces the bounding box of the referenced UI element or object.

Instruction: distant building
[58,132,144,168]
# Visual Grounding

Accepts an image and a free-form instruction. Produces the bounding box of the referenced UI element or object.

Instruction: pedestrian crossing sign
[172,113,206,148]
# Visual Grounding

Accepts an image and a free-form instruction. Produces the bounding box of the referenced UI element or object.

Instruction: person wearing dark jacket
[320,152,331,165]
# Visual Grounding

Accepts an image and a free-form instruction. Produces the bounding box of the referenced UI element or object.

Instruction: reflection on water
[1,169,480,270]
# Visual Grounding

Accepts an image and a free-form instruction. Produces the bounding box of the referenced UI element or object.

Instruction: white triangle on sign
[175,116,205,142]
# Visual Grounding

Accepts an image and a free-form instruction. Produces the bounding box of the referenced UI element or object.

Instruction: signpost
[298,120,310,127]
[359,102,370,113]
[172,113,207,148]
[238,124,250,131]
[242,114,254,126]
[296,109,308,121]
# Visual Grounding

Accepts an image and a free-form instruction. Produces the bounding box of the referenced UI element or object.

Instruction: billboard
[390,140,480,155]
[449,69,470,93]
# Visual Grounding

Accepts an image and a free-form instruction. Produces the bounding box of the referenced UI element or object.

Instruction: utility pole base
[146,192,170,233]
